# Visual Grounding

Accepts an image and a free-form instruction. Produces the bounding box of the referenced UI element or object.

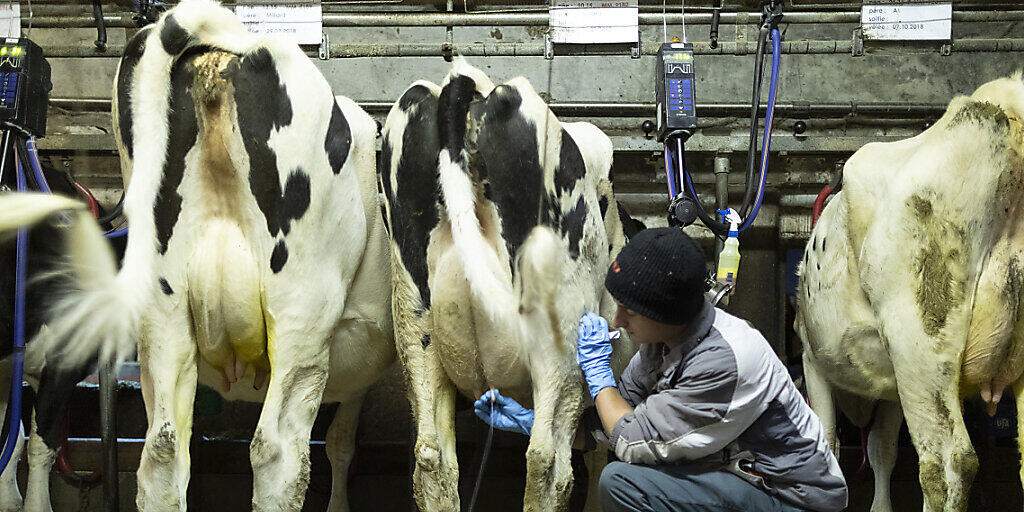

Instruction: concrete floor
[18,433,1023,511]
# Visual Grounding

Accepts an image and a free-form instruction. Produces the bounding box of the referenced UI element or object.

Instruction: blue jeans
[599,462,806,512]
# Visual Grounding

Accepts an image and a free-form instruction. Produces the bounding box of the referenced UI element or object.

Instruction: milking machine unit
[657,1,783,306]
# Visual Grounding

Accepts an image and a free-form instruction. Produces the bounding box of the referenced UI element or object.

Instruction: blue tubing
[739,27,781,232]
[104,228,128,239]
[25,138,51,194]
[0,142,28,474]
[664,147,677,199]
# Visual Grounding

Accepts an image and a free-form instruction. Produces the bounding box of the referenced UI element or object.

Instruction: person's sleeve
[609,343,772,465]
[616,347,654,407]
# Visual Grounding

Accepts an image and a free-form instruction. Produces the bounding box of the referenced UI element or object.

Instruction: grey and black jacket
[605,302,848,512]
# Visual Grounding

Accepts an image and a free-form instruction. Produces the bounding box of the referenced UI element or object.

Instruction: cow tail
[0,193,136,368]
[436,61,515,321]
[515,226,565,356]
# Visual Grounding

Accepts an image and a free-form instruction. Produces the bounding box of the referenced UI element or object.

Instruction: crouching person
[475,227,848,512]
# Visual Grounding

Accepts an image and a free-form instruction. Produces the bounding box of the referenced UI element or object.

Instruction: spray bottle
[715,208,741,292]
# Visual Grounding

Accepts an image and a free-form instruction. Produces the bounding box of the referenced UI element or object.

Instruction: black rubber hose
[96,192,124,226]
[676,139,729,237]
[710,1,722,49]
[739,26,769,219]
[93,0,107,51]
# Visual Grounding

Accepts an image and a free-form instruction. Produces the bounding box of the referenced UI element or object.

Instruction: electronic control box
[0,38,51,137]
[656,42,697,142]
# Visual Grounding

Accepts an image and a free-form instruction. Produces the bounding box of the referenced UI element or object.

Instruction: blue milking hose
[0,139,28,473]
[671,25,782,234]
[739,27,781,232]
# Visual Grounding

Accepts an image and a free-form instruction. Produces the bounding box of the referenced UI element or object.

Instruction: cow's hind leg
[523,355,581,512]
[887,338,976,512]
[24,418,55,512]
[867,400,903,512]
[400,327,458,512]
[803,352,838,456]
[0,365,23,512]
[249,322,332,512]
[324,393,365,512]
[392,252,459,512]
[1014,379,1024,502]
[136,309,198,512]
[519,300,582,512]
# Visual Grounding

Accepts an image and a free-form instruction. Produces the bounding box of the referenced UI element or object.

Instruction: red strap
[71,181,100,220]
[811,185,833,228]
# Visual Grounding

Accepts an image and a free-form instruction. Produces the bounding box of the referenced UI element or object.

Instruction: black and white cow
[0,164,126,512]
[381,60,636,512]
[0,1,394,510]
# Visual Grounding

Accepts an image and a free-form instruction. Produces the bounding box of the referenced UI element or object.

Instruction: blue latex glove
[473,390,534,436]
[577,312,616,399]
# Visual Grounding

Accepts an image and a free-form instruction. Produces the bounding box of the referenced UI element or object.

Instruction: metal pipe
[714,154,730,257]
[49,97,949,118]
[26,10,1024,28]
[29,16,134,28]
[44,38,1024,58]
[99,361,119,512]
[779,194,821,208]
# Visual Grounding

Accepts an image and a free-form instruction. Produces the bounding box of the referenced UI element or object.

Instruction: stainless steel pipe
[49,97,949,118]
[25,10,1024,28]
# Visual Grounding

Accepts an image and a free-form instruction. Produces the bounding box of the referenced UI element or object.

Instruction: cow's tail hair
[0,193,140,369]
[436,63,512,321]
[515,226,565,356]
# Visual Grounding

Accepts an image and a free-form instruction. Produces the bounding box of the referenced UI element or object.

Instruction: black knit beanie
[605,227,707,326]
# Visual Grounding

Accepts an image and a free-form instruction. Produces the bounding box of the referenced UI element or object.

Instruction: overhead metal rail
[50,97,948,118]
[26,9,1024,28]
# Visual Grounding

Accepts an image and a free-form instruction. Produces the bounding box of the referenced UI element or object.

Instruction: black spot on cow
[598,196,609,218]
[812,236,817,252]
[617,202,646,239]
[437,74,481,165]
[279,170,311,236]
[383,84,441,307]
[325,102,351,174]
[560,196,587,259]
[475,85,554,258]
[420,333,431,348]
[115,26,152,159]
[270,240,288,273]
[154,54,199,254]
[821,236,826,252]
[160,15,190,55]
[159,277,173,295]
[234,48,294,238]
[555,129,586,194]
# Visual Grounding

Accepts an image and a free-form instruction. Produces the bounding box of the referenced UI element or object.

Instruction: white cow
[796,74,1024,512]
[381,60,636,512]
[0,1,393,510]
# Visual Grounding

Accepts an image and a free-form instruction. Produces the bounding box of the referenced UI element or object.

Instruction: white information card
[861,3,952,41]
[550,1,639,45]
[235,2,323,45]
[0,4,19,40]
